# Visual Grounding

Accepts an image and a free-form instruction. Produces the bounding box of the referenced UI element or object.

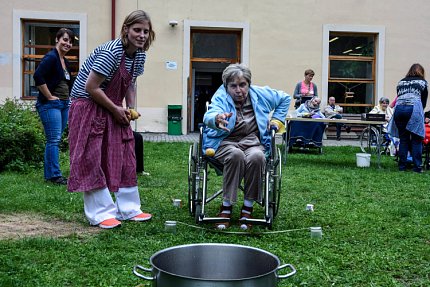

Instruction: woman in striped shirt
[68,10,155,229]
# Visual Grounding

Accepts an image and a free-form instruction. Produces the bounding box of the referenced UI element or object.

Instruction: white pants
[83,186,142,225]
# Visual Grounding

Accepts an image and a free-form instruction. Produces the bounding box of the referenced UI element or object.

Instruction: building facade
[1,0,429,134]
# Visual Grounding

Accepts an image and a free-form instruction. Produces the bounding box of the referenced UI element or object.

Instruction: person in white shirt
[324,96,350,140]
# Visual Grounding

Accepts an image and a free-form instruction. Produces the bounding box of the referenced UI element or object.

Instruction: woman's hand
[215,112,233,131]
[112,106,131,126]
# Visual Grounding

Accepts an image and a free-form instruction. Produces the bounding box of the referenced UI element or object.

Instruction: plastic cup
[310,227,323,239]
[164,221,177,234]
[172,199,182,208]
[306,204,314,212]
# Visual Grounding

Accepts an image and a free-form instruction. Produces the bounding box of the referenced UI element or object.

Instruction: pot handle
[133,265,155,281]
[276,263,297,279]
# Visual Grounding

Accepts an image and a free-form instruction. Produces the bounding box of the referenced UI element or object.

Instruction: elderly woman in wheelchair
[188,63,291,230]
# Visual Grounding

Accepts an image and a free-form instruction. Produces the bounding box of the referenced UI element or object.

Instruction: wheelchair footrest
[239,218,270,226]
[199,216,232,224]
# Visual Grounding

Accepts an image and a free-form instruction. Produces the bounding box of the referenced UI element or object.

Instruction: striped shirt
[71,38,146,99]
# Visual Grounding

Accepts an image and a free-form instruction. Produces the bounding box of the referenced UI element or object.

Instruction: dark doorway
[193,70,224,130]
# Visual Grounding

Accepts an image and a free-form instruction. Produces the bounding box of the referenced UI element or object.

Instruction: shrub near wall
[0,99,44,171]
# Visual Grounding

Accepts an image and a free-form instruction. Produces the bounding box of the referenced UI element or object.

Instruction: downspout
[111,0,116,40]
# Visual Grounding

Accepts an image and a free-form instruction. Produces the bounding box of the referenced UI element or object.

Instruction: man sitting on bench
[324,96,351,141]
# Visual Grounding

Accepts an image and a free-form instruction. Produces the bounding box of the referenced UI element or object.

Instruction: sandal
[239,205,253,231]
[215,204,232,230]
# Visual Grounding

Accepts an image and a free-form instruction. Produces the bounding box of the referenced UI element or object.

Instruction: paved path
[140,132,360,147]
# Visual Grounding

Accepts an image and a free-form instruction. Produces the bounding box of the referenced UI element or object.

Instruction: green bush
[0,98,45,172]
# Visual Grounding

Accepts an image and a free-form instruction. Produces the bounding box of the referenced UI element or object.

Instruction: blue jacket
[203,85,291,152]
[33,48,72,104]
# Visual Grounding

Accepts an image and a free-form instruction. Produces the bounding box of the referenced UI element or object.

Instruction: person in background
[203,63,290,230]
[68,10,155,229]
[370,97,397,156]
[33,28,75,185]
[296,96,325,119]
[369,97,393,132]
[388,63,428,173]
[293,69,318,109]
[324,96,351,140]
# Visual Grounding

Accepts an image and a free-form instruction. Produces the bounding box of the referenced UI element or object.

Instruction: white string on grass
[175,221,313,235]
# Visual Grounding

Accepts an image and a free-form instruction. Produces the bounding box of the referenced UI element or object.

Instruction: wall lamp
[169,20,178,27]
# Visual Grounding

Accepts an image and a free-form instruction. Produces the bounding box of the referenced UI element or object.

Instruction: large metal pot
[133,243,296,287]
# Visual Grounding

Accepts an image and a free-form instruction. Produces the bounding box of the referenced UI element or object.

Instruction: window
[22,20,80,99]
[328,33,376,113]
[191,30,241,63]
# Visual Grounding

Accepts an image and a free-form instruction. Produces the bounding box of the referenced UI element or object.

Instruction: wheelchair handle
[270,125,278,131]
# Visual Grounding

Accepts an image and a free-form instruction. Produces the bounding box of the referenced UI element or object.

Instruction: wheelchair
[359,126,392,155]
[187,125,282,229]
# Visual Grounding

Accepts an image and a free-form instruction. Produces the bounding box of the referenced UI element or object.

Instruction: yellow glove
[269,119,286,134]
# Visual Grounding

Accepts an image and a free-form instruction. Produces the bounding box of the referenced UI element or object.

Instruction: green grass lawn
[1,143,429,286]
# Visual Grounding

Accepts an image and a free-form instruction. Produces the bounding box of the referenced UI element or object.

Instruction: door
[188,29,242,132]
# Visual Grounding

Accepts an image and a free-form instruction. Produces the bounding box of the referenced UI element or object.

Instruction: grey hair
[379,97,390,104]
[222,63,252,87]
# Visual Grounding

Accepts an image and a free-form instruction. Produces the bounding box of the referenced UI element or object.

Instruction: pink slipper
[129,213,152,222]
[98,218,121,229]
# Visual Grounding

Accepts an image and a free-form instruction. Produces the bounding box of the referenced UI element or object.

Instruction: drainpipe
[111,0,116,40]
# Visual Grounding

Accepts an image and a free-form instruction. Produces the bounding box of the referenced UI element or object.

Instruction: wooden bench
[325,113,367,139]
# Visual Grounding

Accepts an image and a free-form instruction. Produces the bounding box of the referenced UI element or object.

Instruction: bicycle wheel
[360,127,380,154]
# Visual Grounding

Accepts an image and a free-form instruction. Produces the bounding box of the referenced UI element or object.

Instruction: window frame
[328,32,376,109]
[21,20,80,99]
[12,10,87,101]
[190,29,242,64]
[322,24,385,113]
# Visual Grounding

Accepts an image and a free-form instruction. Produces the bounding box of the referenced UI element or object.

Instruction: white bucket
[356,153,371,167]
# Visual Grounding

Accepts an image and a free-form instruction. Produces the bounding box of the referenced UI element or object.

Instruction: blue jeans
[36,99,69,180]
[393,105,422,171]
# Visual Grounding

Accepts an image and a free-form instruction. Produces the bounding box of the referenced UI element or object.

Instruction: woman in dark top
[33,28,75,184]
[389,63,428,173]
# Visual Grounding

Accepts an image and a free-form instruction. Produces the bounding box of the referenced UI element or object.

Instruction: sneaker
[98,218,121,229]
[129,213,152,221]
[47,176,68,185]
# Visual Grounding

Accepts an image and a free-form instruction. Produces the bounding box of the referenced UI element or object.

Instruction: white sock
[241,200,253,220]
[221,200,232,214]
[243,199,253,208]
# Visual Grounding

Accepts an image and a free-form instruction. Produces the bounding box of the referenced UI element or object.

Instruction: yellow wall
[1,0,430,133]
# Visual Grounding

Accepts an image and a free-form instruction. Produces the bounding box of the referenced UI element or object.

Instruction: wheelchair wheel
[187,143,198,215]
[266,147,282,229]
[273,147,282,217]
[360,127,380,154]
